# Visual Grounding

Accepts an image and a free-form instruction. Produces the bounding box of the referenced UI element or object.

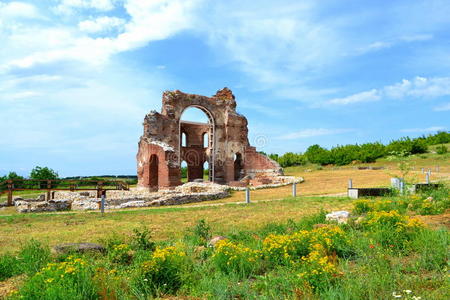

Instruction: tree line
[267,131,450,168]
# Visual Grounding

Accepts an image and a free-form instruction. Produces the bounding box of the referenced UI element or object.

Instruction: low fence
[0,179,129,206]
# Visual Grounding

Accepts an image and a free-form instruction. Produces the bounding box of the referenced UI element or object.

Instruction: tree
[30,166,59,180]
[305,144,332,165]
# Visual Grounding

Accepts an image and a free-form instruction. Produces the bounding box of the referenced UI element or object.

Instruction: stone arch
[179,105,216,181]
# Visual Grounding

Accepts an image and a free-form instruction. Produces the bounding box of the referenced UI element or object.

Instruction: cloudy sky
[1,0,449,177]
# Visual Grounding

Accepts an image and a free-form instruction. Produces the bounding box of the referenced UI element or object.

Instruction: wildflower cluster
[13,256,97,299]
[262,225,349,290]
[363,210,425,231]
[212,239,262,276]
[38,256,87,284]
[136,246,187,295]
[353,199,407,214]
[298,248,342,290]
[362,210,426,249]
[109,243,133,264]
[407,191,450,215]
[263,225,350,265]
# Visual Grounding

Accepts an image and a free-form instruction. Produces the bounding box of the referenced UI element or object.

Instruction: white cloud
[79,16,126,33]
[325,76,450,106]
[433,102,450,111]
[278,128,354,140]
[2,0,202,71]
[356,34,433,55]
[327,89,380,105]
[0,1,40,19]
[400,126,446,133]
[54,0,116,14]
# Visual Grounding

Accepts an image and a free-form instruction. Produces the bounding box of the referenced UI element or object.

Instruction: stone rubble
[15,180,303,213]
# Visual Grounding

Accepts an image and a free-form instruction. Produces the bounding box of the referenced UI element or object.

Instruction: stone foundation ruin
[136,88,284,190]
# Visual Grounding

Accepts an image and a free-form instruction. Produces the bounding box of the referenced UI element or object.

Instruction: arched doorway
[234,153,243,181]
[149,154,158,191]
[179,106,215,182]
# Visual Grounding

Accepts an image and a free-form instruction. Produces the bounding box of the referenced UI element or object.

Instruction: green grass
[1,200,448,299]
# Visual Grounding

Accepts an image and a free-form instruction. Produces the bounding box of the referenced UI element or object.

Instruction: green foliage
[212,239,262,277]
[269,131,447,167]
[305,144,332,165]
[0,253,20,281]
[108,244,133,265]
[131,226,156,251]
[18,239,51,276]
[5,204,449,299]
[132,246,187,297]
[276,152,307,168]
[13,256,97,300]
[436,144,448,154]
[29,166,59,180]
[192,219,211,246]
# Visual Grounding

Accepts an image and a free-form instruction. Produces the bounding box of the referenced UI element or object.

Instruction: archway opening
[203,161,209,181]
[180,106,214,182]
[203,132,209,148]
[234,153,243,181]
[181,132,187,147]
[181,160,188,183]
[149,154,159,190]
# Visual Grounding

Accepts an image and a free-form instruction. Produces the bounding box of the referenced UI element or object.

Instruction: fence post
[7,180,13,206]
[399,178,404,195]
[426,171,430,184]
[292,182,297,197]
[101,191,106,215]
[348,179,353,189]
[245,187,250,204]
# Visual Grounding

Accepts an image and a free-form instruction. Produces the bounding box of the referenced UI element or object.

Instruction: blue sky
[0,0,449,177]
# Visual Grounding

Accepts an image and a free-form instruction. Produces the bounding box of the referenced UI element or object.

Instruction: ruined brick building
[136,88,283,190]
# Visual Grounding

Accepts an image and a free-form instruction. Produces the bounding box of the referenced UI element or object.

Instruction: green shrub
[436,144,448,154]
[212,239,261,277]
[193,219,211,246]
[108,243,133,265]
[13,256,97,300]
[362,211,425,250]
[132,246,187,296]
[408,186,450,215]
[18,240,51,276]
[0,253,20,281]
[131,226,156,251]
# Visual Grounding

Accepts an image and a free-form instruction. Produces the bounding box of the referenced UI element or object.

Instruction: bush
[408,186,450,215]
[263,231,310,265]
[133,246,187,296]
[131,226,156,251]
[305,145,332,165]
[212,239,261,277]
[0,254,20,281]
[192,219,211,246]
[18,240,51,276]
[362,211,425,250]
[352,199,408,215]
[297,249,342,291]
[109,244,133,265]
[13,256,97,300]
[436,144,448,154]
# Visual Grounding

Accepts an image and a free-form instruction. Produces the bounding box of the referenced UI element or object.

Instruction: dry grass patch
[0,197,352,254]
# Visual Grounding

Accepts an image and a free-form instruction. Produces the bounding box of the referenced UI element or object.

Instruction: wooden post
[292,182,297,197]
[7,180,13,206]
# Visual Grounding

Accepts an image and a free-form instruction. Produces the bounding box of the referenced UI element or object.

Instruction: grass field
[0,153,448,299]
